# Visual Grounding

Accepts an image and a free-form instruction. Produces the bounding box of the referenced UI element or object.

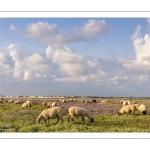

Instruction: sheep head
[118,112,121,115]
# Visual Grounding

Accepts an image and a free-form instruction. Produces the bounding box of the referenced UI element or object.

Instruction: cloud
[46,45,87,76]
[25,21,57,39]
[9,24,17,31]
[25,19,109,48]
[46,45,108,82]
[118,23,150,72]
[0,44,49,80]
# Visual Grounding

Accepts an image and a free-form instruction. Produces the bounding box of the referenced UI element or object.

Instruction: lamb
[138,104,147,115]
[118,104,136,115]
[68,106,94,123]
[36,106,64,124]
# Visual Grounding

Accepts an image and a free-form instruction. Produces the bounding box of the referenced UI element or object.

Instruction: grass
[1,98,150,132]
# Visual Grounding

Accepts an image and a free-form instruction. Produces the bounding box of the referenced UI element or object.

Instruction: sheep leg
[68,116,70,122]
[55,119,59,124]
[82,116,84,122]
[60,118,63,124]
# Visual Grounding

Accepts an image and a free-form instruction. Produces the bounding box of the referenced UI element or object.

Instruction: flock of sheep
[0,98,148,126]
[118,100,147,115]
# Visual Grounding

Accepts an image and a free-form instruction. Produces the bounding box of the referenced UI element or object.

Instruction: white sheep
[0,100,4,104]
[22,100,32,108]
[47,102,52,107]
[51,102,57,107]
[8,99,13,103]
[132,101,138,104]
[85,100,92,103]
[36,106,64,124]
[68,106,94,123]
[42,101,47,107]
[120,100,125,104]
[122,100,131,106]
[134,104,140,111]
[118,104,136,115]
[138,104,147,115]
[12,100,21,105]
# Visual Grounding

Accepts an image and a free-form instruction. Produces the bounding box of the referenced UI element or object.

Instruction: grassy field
[0,97,150,132]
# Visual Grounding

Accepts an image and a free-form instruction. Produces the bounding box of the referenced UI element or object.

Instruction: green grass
[1,102,150,132]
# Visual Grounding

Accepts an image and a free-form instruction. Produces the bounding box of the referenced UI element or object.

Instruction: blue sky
[0,17,150,97]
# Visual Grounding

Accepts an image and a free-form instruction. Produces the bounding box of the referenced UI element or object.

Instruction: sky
[1,17,150,97]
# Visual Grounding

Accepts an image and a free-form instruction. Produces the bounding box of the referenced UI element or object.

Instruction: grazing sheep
[122,100,130,106]
[73,99,77,102]
[85,100,92,103]
[61,99,67,103]
[47,102,52,107]
[118,104,136,115]
[68,106,94,123]
[80,100,85,103]
[132,101,138,104]
[27,98,33,101]
[134,104,140,111]
[36,106,64,124]
[120,100,125,104]
[22,100,32,108]
[8,99,13,103]
[51,102,57,107]
[0,100,4,104]
[101,100,110,104]
[43,101,47,107]
[12,100,21,105]
[92,99,97,103]
[138,104,147,115]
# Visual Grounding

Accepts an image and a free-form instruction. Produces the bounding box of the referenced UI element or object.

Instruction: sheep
[61,99,67,103]
[122,100,131,106]
[138,104,147,115]
[101,100,110,104]
[12,100,21,105]
[118,104,136,115]
[134,104,140,111]
[85,100,92,103]
[92,99,97,103]
[47,102,52,107]
[73,99,77,102]
[42,101,47,107]
[22,100,32,109]
[36,106,64,124]
[51,102,57,107]
[132,101,138,104]
[0,100,3,104]
[68,106,94,123]
[120,100,125,104]
[8,99,13,103]
[80,100,85,103]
